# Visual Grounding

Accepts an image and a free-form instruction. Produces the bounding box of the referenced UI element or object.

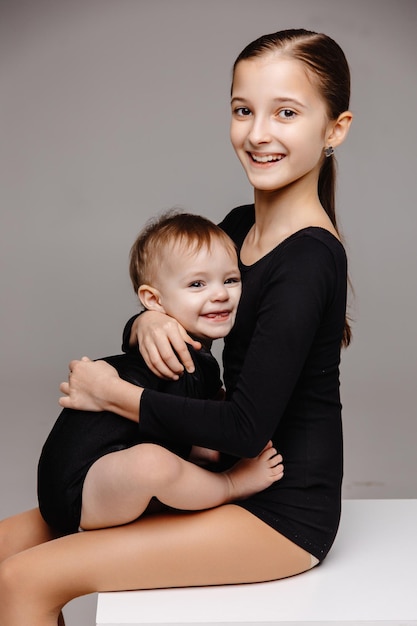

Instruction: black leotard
[37,345,222,534]
[137,204,347,561]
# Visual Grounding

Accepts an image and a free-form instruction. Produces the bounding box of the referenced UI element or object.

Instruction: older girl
[0,29,352,626]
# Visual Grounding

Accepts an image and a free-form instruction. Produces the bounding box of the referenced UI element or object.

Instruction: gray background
[1,0,416,623]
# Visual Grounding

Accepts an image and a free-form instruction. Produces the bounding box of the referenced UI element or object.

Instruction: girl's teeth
[252,154,283,163]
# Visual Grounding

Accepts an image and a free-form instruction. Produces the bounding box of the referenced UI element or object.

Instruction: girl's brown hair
[232,29,352,346]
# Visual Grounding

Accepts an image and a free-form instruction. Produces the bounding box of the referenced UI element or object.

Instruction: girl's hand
[133,311,201,380]
[59,357,120,411]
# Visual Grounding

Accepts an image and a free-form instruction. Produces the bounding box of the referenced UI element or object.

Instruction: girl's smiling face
[230,55,334,195]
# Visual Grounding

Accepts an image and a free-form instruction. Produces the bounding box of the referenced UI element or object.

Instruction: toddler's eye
[189,281,204,288]
[225,277,241,285]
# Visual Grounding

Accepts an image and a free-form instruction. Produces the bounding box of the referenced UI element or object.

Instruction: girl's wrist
[103,376,143,422]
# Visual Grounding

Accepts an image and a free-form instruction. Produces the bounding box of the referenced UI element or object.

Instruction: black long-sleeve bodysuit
[37,347,222,534]
[137,205,347,561]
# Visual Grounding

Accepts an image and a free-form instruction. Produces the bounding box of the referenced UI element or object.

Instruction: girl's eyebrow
[231,96,307,109]
[230,96,251,105]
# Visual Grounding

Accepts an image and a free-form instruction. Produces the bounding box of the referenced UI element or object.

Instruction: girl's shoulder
[243,226,346,274]
[281,227,346,263]
[273,227,348,284]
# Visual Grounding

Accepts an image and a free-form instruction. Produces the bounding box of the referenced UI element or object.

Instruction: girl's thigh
[2,505,312,607]
[0,508,57,562]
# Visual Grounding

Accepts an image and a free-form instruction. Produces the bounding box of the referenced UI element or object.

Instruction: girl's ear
[137,285,166,314]
[326,110,353,149]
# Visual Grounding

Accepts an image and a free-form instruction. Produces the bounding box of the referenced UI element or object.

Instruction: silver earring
[324,146,334,157]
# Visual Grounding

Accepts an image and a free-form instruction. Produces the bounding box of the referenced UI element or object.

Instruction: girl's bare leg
[80,442,283,529]
[0,508,67,626]
[0,504,312,626]
[0,508,56,562]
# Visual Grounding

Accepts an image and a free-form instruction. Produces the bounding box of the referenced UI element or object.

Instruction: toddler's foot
[224,441,283,500]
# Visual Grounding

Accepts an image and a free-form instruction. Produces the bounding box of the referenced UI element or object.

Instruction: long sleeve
[139,227,347,459]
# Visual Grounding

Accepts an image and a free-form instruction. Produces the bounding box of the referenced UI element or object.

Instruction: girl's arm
[59,309,204,416]
[137,236,346,458]
[59,357,143,421]
[61,236,345,459]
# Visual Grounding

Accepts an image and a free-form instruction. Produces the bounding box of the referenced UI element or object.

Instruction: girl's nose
[248,115,272,145]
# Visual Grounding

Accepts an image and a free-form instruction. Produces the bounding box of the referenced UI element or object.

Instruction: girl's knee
[0,517,23,564]
[0,553,63,625]
[0,520,9,563]
[0,509,56,563]
[0,547,56,599]
[0,553,27,602]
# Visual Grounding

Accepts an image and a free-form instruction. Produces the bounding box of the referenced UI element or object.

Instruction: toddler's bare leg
[80,442,282,530]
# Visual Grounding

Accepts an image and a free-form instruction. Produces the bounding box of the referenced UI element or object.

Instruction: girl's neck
[254,186,318,232]
[240,184,338,266]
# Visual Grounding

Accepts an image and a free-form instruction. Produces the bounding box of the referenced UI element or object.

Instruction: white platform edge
[96,499,417,625]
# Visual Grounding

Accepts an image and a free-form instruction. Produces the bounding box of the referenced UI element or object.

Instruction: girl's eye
[189,281,204,288]
[225,277,241,285]
[234,107,252,117]
[278,109,296,120]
